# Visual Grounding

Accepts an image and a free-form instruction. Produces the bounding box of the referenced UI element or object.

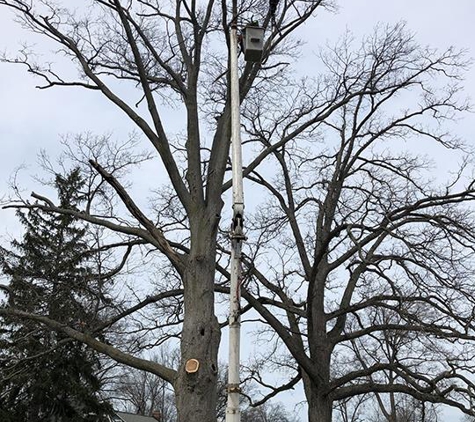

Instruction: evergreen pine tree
[0,169,113,422]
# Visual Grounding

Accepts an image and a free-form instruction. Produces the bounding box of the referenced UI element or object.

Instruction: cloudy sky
[0,0,474,419]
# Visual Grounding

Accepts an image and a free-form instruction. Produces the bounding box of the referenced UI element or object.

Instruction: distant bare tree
[333,395,368,422]
[349,310,440,422]
[107,347,178,421]
[368,394,439,422]
[241,402,300,422]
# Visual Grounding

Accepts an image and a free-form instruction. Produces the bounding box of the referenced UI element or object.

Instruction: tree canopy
[0,1,475,422]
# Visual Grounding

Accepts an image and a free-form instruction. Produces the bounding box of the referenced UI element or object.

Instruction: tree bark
[174,209,221,422]
[304,293,333,422]
[304,373,333,422]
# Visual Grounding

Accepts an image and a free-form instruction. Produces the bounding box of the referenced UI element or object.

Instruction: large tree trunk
[303,372,333,422]
[305,260,334,422]
[174,210,221,422]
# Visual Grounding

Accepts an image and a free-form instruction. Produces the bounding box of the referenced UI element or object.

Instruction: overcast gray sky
[1,1,474,419]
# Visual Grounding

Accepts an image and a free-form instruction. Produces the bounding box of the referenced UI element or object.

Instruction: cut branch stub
[185,358,200,374]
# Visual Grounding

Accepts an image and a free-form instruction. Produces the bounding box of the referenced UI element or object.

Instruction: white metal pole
[226,5,244,422]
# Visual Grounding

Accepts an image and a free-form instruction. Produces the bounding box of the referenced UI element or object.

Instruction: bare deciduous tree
[111,349,179,422]
[241,402,300,422]
[0,0,331,421]
[234,22,475,422]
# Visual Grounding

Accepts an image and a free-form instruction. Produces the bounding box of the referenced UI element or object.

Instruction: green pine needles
[0,168,114,422]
